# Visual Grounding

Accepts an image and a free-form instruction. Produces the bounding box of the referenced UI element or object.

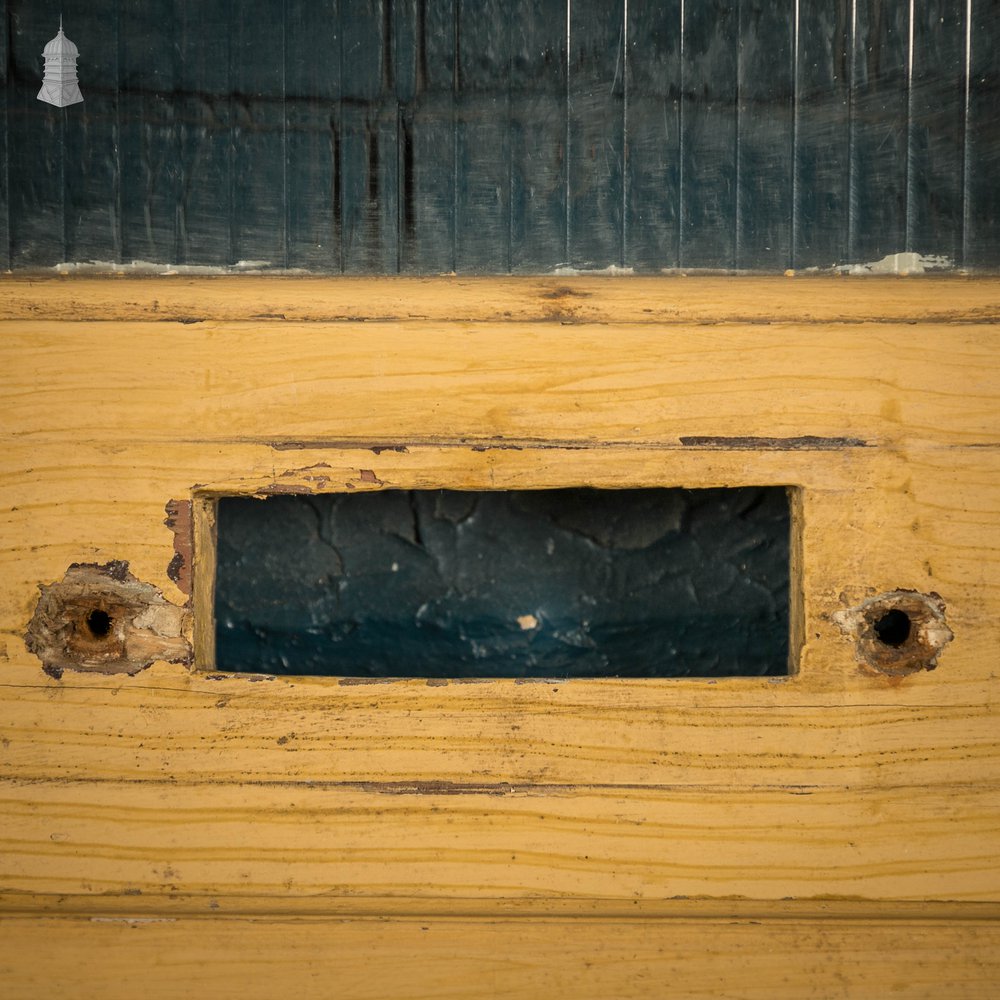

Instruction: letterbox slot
[213,487,791,678]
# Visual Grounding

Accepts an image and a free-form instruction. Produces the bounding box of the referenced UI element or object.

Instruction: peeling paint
[269,442,409,454]
[264,483,314,495]
[680,435,868,451]
[164,499,193,598]
[357,780,517,796]
[264,465,334,492]
[24,562,192,677]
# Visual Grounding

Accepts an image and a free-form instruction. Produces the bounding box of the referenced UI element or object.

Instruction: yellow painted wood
[3,674,999,788]
[2,321,997,445]
[2,273,998,325]
[2,438,996,698]
[0,277,998,995]
[1,779,998,901]
[2,913,999,1000]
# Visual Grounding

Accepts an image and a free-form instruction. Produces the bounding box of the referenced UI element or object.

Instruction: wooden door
[2,2,1000,997]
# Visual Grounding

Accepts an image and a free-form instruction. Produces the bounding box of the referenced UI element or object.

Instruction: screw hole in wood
[872,608,911,648]
[833,590,953,677]
[85,608,113,640]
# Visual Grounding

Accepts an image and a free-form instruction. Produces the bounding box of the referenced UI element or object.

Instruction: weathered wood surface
[0,276,998,995]
[5,1,1000,272]
[2,780,1000,901]
[3,273,999,323]
[3,911,1000,1000]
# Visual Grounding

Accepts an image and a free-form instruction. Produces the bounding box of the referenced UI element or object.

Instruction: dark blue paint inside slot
[214,487,790,678]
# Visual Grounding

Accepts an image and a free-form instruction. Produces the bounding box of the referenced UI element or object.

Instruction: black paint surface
[3,0,999,271]
[214,488,790,678]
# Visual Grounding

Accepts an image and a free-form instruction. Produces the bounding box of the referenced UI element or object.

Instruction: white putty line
[549,264,636,276]
[832,252,954,275]
[39,254,955,278]
[49,259,312,276]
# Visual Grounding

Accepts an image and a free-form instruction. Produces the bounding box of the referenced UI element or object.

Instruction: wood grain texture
[3,273,998,323]
[0,275,998,994]
[6,1,999,273]
[0,911,997,1000]
[2,779,999,902]
[2,912,1000,1000]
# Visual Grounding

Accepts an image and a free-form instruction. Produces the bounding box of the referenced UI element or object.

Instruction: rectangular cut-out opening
[215,487,790,678]
[212,487,791,678]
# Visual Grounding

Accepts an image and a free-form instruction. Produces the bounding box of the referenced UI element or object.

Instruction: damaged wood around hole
[24,562,192,678]
[833,590,953,677]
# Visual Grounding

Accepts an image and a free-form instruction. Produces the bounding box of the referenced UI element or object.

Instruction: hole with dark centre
[873,608,912,647]
[85,609,113,640]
